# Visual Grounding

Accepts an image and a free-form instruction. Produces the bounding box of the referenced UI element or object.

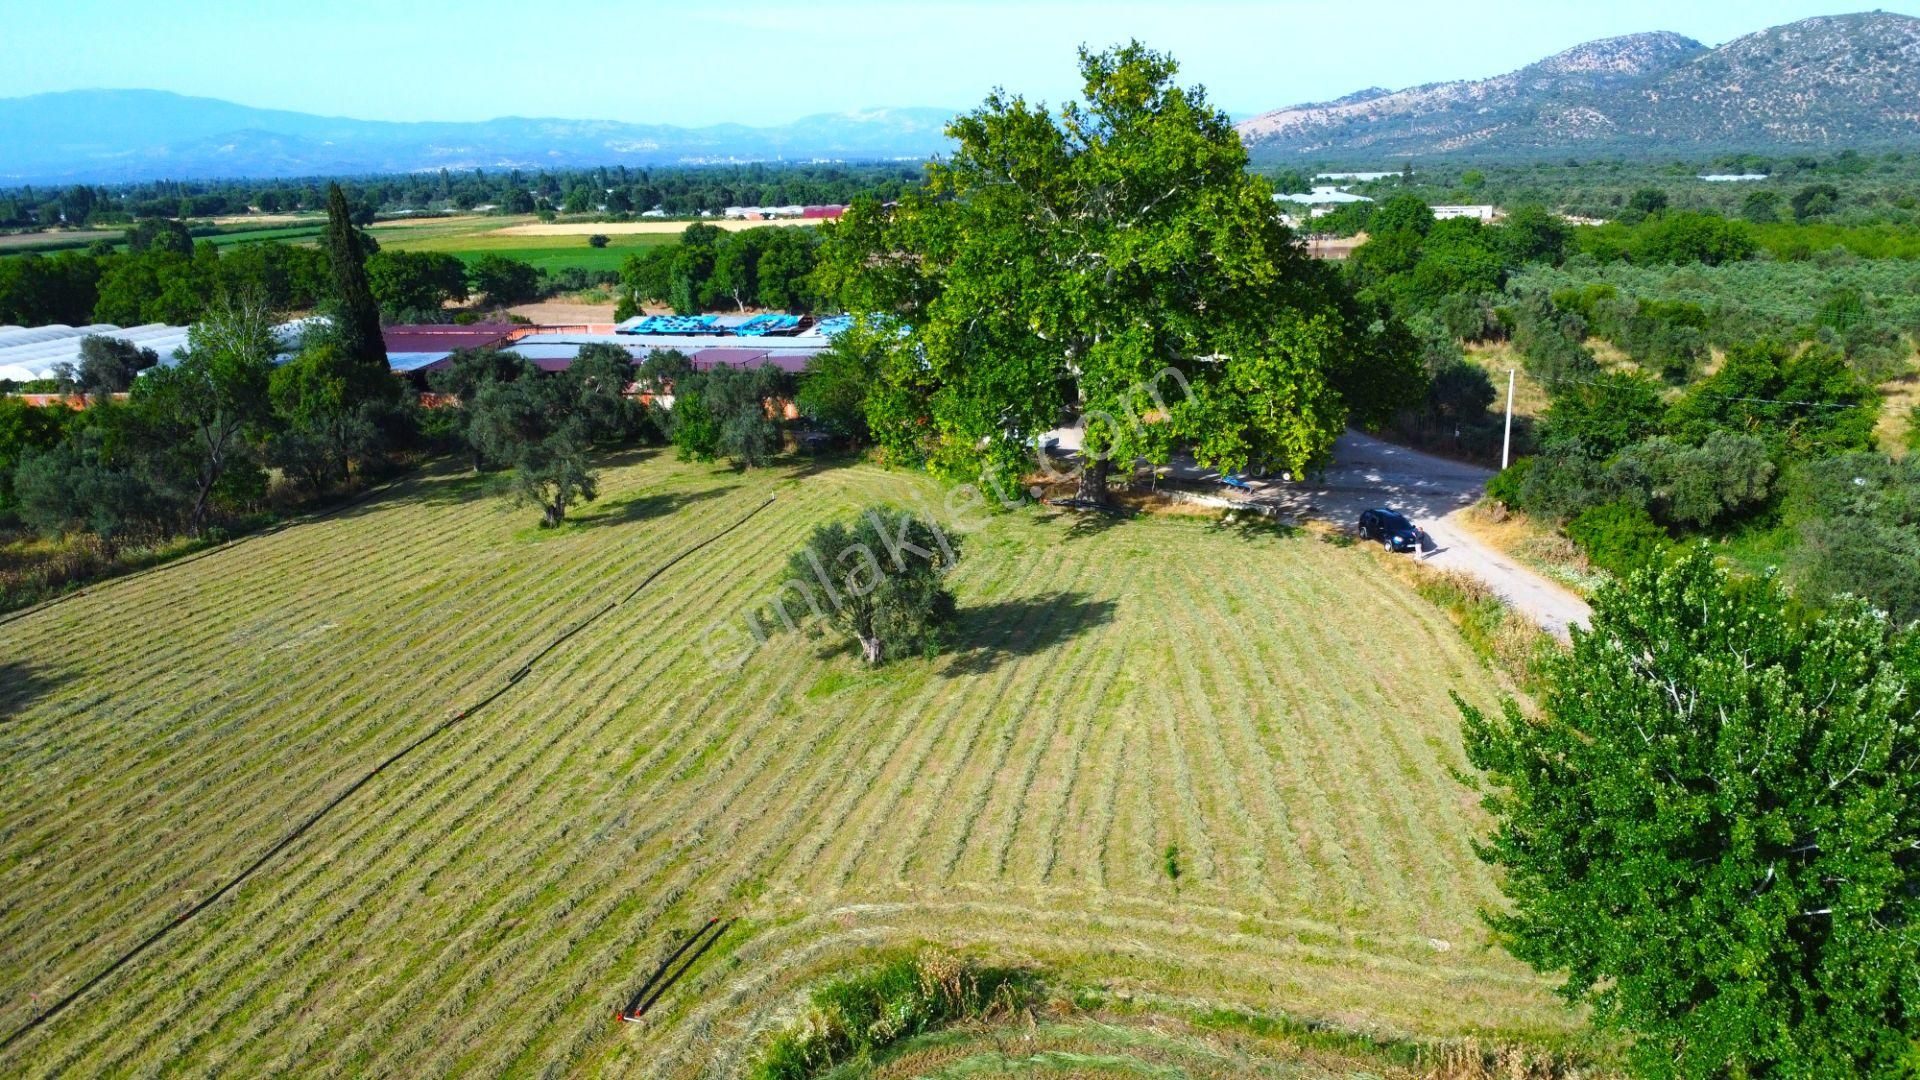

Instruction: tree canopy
[814,43,1420,500]
[1462,550,1920,1077]
[780,507,961,664]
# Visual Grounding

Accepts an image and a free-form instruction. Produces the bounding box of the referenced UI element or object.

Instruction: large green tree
[131,296,277,533]
[1462,550,1920,1077]
[265,342,382,493]
[468,254,542,306]
[365,249,469,316]
[815,43,1419,502]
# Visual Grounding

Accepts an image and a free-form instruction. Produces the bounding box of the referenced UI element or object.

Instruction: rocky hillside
[1238,12,1920,159]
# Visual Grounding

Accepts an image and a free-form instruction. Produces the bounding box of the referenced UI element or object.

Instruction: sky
[3,0,1916,126]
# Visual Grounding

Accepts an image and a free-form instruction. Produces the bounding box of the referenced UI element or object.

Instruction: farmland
[368,216,688,274]
[0,452,1582,1076]
[0,214,695,274]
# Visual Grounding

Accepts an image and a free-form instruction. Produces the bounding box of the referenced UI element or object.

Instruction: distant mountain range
[1237,11,1920,161]
[6,11,1920,184]
[0,91,959,183]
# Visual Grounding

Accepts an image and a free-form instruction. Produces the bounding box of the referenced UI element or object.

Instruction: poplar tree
[1461,549,1920,1077]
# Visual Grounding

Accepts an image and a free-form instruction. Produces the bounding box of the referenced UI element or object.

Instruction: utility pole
[1501,368,1515,471]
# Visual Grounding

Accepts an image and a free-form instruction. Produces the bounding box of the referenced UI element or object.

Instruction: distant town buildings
[1431,205,1498,222]
[721,204,847,220]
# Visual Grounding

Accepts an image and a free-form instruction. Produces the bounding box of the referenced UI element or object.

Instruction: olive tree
[465,345,637,526]
[780,508,960,664]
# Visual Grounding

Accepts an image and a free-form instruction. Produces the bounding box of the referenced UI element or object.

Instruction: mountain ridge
[0,89,959,182]
[1237,11,1920,160]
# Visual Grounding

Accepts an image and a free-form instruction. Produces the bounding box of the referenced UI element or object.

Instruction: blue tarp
[734,314,801,336]
[620,315,724,336]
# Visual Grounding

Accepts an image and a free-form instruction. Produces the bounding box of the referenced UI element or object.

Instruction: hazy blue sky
[3,1,1915,125]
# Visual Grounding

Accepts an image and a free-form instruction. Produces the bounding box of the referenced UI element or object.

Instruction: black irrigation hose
[0,493,778,1055]
[621,497,775,605]
[627,919,735,1023]
[620,918,719,1019]
[0,471,413,631]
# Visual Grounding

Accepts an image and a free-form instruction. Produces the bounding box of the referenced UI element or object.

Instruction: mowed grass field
[370,216,683,274]
[0,452,1581,1076]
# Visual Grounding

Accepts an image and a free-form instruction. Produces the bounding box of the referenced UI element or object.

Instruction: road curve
[1246,432,1591,639]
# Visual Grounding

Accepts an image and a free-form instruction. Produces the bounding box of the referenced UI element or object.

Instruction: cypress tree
[324,183,387,379]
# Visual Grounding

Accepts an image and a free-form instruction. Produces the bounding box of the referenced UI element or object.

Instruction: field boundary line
[0,493,776,1056]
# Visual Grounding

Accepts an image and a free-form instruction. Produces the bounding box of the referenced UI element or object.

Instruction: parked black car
[1357,508,1423,553]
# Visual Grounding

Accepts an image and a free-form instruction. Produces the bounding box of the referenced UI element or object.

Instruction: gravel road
[1048,427,1593,639]
[1257,432,1592,640]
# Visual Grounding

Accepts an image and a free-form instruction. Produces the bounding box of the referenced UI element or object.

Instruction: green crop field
[0,452,1580,1077]
[370,218,680,273]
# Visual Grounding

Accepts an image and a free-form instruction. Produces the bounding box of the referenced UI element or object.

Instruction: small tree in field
[1460,549,1920,1078]
[782,508,960,664]
[465,346,636,526]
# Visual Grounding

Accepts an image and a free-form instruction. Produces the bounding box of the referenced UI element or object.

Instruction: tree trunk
[544,500,565,527]
[859,635,883,665]
[188,474,214,536]
[1077,455,1111,505]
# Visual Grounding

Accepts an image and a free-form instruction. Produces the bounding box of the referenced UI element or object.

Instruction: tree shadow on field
[1036,506,1132,541]
[325,467,500,520]
[574,484,738,529]
[0,660,69,722]
[1204,511,1300,544]
[595,446,664,471]
[941,591,1118,677]
[782,449,865,481]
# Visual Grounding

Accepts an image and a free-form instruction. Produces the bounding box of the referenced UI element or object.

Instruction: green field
[370,218,681,274]
[0,453,1582,1076]
[1,216,681,273]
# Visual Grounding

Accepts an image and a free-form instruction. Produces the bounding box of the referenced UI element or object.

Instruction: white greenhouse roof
[0,323,192,382]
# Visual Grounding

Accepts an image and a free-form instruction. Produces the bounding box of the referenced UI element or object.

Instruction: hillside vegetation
[0,451,1587,1076]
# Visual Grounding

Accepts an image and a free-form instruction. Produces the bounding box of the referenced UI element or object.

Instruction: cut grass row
[0,451,1585,1076]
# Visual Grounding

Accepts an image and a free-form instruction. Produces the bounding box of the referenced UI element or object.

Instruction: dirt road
[1048,427,1592,639]
[1254,432,1591,639]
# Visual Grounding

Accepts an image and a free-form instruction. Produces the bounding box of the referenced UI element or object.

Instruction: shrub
[1427,358,1496,423]
[1611,431,1775,529]
[1517,447,1613,521]
[750,952,1035,1079]
[1668,340,1878,462]
[1564,500,1669,577]
[586,233,610,248]
[1784,452,1920,622]
[1539,371,1667,460]
[1484,456,1532,507]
